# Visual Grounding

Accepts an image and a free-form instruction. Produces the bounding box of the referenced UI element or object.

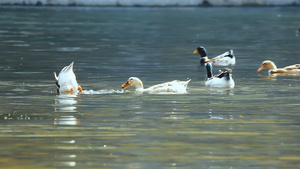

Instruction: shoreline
[0,0,300,7]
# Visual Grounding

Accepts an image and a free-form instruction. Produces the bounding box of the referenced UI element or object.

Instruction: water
[0,6,300,168]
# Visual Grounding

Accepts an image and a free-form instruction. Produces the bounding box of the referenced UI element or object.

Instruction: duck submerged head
[122,77,144,90]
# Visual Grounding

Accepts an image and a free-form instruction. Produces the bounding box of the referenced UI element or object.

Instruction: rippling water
[0,6,300,169]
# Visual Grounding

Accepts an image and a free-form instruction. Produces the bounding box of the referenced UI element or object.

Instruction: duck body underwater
[54,62,82,95]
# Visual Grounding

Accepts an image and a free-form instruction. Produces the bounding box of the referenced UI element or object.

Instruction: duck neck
[133,79,144,92]
[206,63,213,78]
[224,72,231,81]
[269,62,278,70]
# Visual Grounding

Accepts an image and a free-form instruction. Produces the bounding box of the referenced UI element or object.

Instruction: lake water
[0,6,300,169]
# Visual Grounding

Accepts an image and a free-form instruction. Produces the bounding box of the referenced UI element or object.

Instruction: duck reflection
[54,161,76,167]
[55,94,78,112]
[258,74,277,81]
[206,88,234,95]
[258,73,300,81]
[54,116,80,125]
[54,94,80,126]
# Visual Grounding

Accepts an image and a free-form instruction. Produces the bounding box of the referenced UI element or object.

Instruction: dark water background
[0,6,300,169]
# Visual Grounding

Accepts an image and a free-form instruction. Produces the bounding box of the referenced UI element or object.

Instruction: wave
[82,89,125,95]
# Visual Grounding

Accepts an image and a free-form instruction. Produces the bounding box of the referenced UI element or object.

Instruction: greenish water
[0,6,300,169]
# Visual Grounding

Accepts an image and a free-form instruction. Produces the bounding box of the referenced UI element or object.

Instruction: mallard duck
[193,46,236,66]
[54,62,82,95]
[121,77,191,94]
[205,63,235,88]
[257,60,300,74]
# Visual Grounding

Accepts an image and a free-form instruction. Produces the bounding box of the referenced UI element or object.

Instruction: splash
[82,89,125,95]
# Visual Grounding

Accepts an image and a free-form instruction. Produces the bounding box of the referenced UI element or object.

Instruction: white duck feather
[194,46,235,66]
[54,62,82,95]
[122,77,191,94]
[205,63,235,88]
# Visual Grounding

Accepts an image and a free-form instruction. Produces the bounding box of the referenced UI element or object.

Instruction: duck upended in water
[205,63,235,88]
[257,60,300,74]
[121,77,191,94]
[193,46,236,66]
[54,62,82,95]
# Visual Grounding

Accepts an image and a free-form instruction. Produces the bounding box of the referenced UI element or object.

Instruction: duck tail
[228,49,234,58]
[184,79,192,87]
[53,72,58,81]
[206,63,213,78]
[61,61,74,72]
[53,72,60,94]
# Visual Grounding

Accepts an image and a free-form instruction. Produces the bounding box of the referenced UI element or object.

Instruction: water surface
[0,6,300,169]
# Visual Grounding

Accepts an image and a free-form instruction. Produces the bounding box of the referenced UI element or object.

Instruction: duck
[257,60,300,74]
[205,63,235,88]
[296,29,300,33]
[54,61,83,95]
[121,77,191,94]
[193,46,236,66]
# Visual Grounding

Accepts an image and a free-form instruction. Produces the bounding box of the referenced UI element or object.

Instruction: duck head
[193,46,207,57]
[122,77,144,90]
[257,60,277,72]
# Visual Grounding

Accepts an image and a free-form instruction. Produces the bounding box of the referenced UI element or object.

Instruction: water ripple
[82,89,125,95]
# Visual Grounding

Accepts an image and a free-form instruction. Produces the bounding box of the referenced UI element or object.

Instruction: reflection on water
[206,88,234,95]
[258,73,300,81]
[54,116,80,125]
[54,94,80,125]
[0,6,300,169]
[54,94,78,112]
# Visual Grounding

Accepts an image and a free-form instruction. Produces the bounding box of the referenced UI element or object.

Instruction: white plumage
[205,63,235,88]
[54,62,82,95]
[194,46,236,66]
[122,77,191,94]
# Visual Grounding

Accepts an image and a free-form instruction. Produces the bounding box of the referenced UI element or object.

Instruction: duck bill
[257,66,264,72]
[193,49,198,54]
[122,81,131,89]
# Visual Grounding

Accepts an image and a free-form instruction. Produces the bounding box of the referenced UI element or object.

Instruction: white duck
[121,77,191,94]
[54,62,82,95]
[205,63,235,88]
[193,46,236,66]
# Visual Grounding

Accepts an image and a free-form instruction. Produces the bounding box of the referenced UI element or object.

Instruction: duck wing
[283,64,300,70]
[144,80,190,94]
[211,50,234,60]
[210,50,235,66]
